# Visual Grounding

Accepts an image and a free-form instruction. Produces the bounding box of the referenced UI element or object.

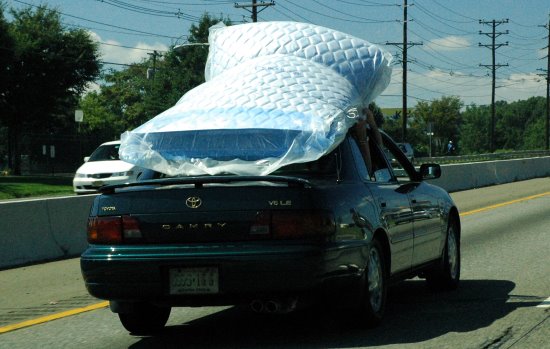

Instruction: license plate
[92,181,104,187]
[169,267,219,295]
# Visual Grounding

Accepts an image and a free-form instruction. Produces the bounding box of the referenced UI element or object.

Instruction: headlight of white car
[75,173,87,178]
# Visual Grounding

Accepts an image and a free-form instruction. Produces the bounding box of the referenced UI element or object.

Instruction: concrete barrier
[0,195,96,269]
[1,156,549,269]
[427,156,550,192]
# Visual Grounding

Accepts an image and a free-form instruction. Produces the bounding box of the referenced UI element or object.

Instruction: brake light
[87,215,142,244]
[122,216,142,239]
[250,210,335,239]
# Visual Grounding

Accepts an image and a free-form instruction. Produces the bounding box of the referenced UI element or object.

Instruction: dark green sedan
[81,131,460,335]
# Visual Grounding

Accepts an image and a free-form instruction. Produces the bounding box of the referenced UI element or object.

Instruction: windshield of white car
[88,144,120,162]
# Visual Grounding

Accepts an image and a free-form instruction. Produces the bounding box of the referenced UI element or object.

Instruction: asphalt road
[1,178,549,349]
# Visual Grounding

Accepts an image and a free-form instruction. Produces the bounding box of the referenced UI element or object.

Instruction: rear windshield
[144,147,339,180]
[88,144,120,162]
[271,148,338,179]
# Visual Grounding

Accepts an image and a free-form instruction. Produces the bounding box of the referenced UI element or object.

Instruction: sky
[5,0,550,109]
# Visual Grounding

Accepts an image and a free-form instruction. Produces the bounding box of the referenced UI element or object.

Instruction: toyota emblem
[186,196,202,209]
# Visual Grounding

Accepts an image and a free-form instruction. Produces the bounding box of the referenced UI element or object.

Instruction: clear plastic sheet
[120,21,392,176]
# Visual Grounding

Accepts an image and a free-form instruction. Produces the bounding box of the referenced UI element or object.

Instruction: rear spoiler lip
[99,175,313,194]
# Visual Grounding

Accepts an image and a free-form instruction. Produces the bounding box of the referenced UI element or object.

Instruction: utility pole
[386,0,422,143]
[235,0,274,22]
[147,50,161,87]
[537,13,550,150]
[479,19,508,153]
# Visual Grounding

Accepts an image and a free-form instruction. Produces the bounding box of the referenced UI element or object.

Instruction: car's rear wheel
[426,218,460,291]
[118,303,171,335]
[359,239,387,327]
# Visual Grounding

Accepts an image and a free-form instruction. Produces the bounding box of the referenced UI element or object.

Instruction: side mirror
[419,163,441,180]
[83,156,90,163]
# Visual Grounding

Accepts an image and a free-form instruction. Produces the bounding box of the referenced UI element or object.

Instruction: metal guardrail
[416,150,550,165]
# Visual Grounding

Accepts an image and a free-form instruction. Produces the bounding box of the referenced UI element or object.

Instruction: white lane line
[536,296,550,308]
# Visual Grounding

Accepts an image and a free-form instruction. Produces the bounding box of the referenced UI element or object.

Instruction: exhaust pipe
[250,297,298,314]
[265,300,281,313]
[250,299,264,313]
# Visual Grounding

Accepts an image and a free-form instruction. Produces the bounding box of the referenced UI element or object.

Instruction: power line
[429,0,477,21]
[95,0,201,20]
[281,0,398,24]
[13,0,181,40]
[414,1,475,24]
[334,0,400,7]
[99,41,166,52]
[270,3,310,23]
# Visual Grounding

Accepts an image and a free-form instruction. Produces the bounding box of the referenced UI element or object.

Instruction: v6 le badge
[269,200,292,206]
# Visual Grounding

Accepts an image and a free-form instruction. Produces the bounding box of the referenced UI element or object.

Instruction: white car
[73,141,145,194]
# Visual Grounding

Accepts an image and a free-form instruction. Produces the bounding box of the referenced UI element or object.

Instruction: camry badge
[186,196,202,209]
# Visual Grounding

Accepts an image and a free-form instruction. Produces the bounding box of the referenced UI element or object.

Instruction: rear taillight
[87,215,142,244]
[251,210,335,239]
[122,216,142,239]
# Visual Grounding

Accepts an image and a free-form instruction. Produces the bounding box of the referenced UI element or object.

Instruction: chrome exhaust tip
[265,300,281,313]
[250,299,264,313]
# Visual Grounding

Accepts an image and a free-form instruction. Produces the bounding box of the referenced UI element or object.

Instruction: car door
[349,137,414,274]
[380,137,443,266]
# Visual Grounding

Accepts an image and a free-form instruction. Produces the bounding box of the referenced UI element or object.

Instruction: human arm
[351,108,382,176]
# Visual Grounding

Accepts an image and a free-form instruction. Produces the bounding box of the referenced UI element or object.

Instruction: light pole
[427,132,434,157]
[173,42,209,54]
[426,122,434,157]
[75,110,83,163]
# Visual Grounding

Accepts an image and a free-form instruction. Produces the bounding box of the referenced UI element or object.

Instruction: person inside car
[351,105,383,176]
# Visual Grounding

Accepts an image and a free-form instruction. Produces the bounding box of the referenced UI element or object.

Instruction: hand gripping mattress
[119,21,392,176]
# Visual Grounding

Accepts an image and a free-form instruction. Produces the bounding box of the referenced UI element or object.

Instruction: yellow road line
[2,191,550,334]
[460,191,550,217]
[0,301,108,334]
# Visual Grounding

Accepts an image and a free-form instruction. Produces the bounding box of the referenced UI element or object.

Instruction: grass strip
[0,176,74,200]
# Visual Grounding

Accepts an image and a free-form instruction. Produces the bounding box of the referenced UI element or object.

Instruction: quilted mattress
[120,21,392,176]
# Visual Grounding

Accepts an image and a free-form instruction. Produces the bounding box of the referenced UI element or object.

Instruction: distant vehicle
[73,141,144,194]
[80,130,460,334]
[397,143,414,163]
[383,142,414,167]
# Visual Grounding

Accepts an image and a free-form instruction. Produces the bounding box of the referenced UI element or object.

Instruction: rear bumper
[80,242,366,306]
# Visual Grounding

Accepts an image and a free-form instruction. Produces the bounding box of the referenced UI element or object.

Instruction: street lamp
[75,110,83,162]
[427,132,434,157]
[426,122,434,157]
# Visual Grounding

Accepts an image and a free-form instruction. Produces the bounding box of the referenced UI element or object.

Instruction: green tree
[0,4,100,174]
[414,96,463,155]
[460,104,490,154]
[495,97,546,150]
[378,109,429,156]
[79,13,229,140]
[520,97,547,149]
[368,102,384,127]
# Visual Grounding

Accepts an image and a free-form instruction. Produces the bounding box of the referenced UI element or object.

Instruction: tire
[359,239,387,327]
[118,304,171,335]
[426,218,460,291]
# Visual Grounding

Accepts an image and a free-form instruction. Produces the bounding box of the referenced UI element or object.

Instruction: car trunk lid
[91,176,335,244]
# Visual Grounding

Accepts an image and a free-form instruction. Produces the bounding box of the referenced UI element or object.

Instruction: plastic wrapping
[120,21,392,176]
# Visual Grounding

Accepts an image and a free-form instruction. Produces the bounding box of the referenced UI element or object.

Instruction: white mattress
[120,21,392,176]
